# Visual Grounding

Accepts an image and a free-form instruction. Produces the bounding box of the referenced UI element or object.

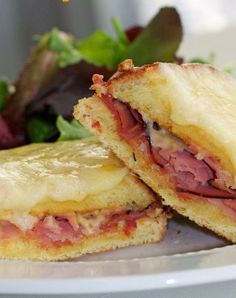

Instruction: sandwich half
[0,137,168,261]
[74,59,236,242]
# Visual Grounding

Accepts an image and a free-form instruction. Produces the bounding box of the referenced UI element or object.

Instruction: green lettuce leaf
[189,52,235,74]
[27,116,58,143]
[27,115,92,143]
[189,52,216,65]
[224,65,235,74]
[0,79,9,111]
[46,7,182,69]
[111,17,129,46]
[47,28,81,67]
[56,115,91,141]
[77,31,126,69]
[124,7,183,65]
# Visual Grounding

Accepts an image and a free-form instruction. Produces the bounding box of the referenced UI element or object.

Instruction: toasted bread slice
[74,60,236,242]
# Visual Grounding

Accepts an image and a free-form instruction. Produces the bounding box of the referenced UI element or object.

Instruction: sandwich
[74,59,236,242]
[0,136,168,261]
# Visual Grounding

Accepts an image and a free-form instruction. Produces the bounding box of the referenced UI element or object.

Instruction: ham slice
[0,220,20,240]
[151,147,168,167]
[32,210,148,247]
[101,94,236,205]
[101,94,146,141]
[101,209,146,235]
[32,215,81,247]
[169,151,214,184]
[0,207,156,247]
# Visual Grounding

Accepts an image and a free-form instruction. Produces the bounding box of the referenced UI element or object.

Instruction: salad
[0,6,230,150]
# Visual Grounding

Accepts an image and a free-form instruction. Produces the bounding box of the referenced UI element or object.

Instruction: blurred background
[1,0,236,80]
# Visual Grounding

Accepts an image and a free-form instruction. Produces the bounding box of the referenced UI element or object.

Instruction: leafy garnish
[27,116,58,143]
[0,79,9,111]
[47,28,81,67]
[48,7,182,69]
[77,31,126,69]
[189,52,216,65]
[224,65,235,74]
[27,115,92,143]
[189,52,235,75]
[3,29,72,124]
[4,7,184,149]
[25,61,110,120]
[56,115,91,141]
[124,7,183,65]
[111,17,129,46]
[50,18,128,69]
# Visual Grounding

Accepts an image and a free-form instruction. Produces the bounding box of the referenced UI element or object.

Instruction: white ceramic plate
[0,215,234,295]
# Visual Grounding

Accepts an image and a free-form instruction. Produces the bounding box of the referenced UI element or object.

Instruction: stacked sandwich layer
[74,59,236,242]
[0,137,168,260]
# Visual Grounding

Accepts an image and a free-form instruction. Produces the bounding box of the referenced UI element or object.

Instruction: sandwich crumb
[118,59,134,72]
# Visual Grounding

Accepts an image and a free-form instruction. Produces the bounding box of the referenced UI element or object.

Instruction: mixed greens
[0,6,231,149]
[47,29,81,67]
[0,7,184,148]
[47,7,182,69]
[56,116,91,141]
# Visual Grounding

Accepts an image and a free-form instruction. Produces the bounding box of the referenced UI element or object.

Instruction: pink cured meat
[101,94,236,202]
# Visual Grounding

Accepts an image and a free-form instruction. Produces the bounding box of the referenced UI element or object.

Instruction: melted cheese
[158,63,236,172]
[0,137,128,211]
[76,211,108,235]
[144,118,185,151]
[1,212,38,231]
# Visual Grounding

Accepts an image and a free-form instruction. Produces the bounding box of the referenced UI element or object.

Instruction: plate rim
[0,244,235,294]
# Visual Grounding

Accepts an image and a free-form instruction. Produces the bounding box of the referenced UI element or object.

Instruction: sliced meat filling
[0,204,161,248]
[101,94,236,201]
